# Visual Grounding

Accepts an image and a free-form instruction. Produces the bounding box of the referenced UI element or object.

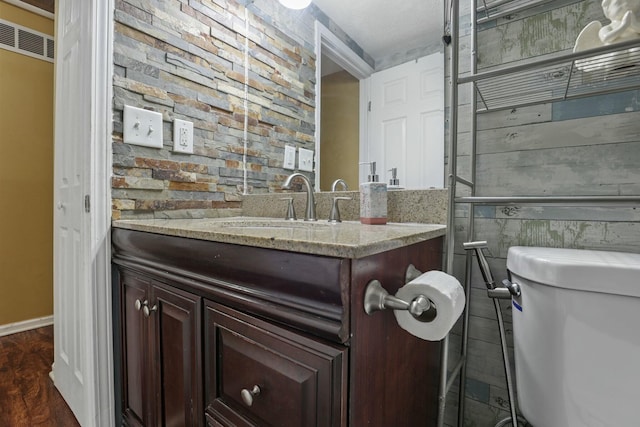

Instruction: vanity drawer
[204,302,347,427]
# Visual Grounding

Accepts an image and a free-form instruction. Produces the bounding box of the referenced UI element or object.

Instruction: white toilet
[506,246,640,427]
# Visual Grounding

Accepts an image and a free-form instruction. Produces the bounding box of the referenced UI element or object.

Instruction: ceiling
[312,0,444,63]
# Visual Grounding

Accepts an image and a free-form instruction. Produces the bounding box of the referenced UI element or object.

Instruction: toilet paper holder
[363,264,437,322]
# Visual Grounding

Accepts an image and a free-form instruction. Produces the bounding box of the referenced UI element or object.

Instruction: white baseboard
[0,315,54,337]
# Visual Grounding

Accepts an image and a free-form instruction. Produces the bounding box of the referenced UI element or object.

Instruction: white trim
[359,77,371,184]
[3,0,55,20]
[90,0,115,425]
[315,22,373,80]
[314,21,374,189]
[0,315,54,337]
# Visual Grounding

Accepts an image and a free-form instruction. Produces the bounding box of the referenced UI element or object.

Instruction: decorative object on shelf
[574,0,640,71]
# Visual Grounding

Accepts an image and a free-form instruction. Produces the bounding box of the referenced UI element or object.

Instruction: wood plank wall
[18,0,53,14]
[445,1,640,425]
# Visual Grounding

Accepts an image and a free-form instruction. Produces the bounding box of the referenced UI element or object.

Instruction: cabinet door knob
[240,385,261,407]
[134,299,146,311]
[143,304,158,317]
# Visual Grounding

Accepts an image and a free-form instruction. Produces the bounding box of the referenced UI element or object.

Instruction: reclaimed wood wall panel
[476,110,640,154]
[445,1,640,424]
[475,141,640,195]
[455,218,640,259]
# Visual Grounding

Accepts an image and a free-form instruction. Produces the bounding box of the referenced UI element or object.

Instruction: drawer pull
[240,385,261,407]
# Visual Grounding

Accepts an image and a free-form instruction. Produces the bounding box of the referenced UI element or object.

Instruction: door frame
[89,0,115,424]
[53,0,114,425]
[314,22,374,189]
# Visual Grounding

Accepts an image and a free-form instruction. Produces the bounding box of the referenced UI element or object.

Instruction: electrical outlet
[123,105,163,148]
[173,118,194,154]
[284,145,296,170]
[298,148,314,172]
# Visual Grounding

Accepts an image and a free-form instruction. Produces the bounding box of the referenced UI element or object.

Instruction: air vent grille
[18,28,44,56]
[0,22,14,46]
[46,38,54,59]
[0,19,53,63]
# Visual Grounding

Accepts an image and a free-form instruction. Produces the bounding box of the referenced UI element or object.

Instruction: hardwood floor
[0,326,80,427]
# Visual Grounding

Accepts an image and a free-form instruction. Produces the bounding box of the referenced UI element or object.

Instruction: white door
[365,53,444,189]
[53,0,94,424]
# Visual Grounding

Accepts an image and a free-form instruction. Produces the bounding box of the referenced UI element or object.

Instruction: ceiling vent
[0,19,54,63]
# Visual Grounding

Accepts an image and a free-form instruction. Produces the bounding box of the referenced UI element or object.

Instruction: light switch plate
[173,118,194,154]
[123,105,163,148]
[298,148,314,172]
[283,145,296,170]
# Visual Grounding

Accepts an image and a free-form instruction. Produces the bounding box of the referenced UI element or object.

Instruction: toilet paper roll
[393,270,465,341]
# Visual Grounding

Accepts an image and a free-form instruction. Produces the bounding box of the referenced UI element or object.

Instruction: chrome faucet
[282,173,316,221]
[331,179,348,192]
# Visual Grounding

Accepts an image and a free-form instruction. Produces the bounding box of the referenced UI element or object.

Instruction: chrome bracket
[464,241,522,300]
[363,280,437,322]
[405,264,422,283]
[487,279,521,299]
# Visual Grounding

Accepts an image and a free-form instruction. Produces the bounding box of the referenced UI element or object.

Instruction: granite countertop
[112,217,446,259]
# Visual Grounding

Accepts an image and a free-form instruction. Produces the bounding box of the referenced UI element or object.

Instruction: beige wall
[320,70,359,191]
[0,1,54,326]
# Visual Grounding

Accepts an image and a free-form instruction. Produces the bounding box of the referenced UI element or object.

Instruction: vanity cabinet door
[118,268,203,427]
[204,302,347,427]
[120,272,154,427]
[149,282,203,427]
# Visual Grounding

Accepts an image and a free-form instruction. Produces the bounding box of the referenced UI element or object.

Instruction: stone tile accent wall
[112,0,318,219]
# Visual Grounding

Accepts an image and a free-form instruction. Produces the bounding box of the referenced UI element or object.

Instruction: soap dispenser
[359,161,387,225]
[388,167,404,190]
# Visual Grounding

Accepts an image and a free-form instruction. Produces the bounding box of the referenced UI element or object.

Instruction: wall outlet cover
[298,148,314,172]
[284,145,296,170]
[173,118,194,154]
[123,105,163,148]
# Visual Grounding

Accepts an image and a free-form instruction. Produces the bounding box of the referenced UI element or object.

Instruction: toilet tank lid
[507,246,640,298]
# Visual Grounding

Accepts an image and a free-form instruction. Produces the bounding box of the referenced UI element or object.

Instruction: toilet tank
[506,247,640,427]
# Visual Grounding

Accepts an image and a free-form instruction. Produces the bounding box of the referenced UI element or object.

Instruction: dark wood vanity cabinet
[112,228,443,427]
[117,269,203,427]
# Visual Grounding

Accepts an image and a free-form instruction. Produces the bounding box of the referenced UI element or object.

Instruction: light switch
[123,105,163,148]
[283,145,296,170]
[298,148,314,172]
[173,118,194,154]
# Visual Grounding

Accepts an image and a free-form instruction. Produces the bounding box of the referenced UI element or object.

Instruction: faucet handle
[329,197,351,223]
[280,197,296,221]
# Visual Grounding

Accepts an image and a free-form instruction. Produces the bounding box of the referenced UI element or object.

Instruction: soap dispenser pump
[388,167,404,189]
[364,161,379,182]
[359,161,387,225]
[388,167,400,186]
